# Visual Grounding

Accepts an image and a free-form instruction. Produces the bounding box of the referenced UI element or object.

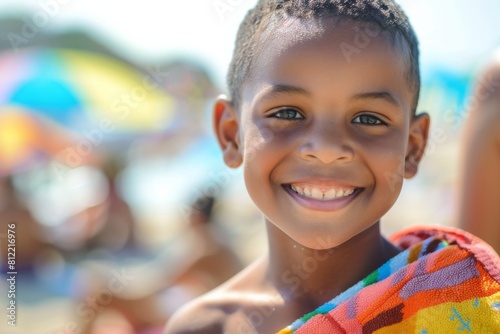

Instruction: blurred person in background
[162,193,244,304]
[0,175,47,266]
[0,174,88,333]
[81,192,243,334]
[84,154,139,256]
[51,151,143,263]
[457,51,500,254]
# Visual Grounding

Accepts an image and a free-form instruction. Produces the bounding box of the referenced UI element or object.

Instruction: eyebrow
[258,85,401,109]
[263,84,312,98]
[351,91,400,108]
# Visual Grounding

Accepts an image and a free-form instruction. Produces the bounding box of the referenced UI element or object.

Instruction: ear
[213,95,242,168]
[404,113,430,178]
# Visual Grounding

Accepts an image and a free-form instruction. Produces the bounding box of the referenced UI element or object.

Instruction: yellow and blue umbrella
[0,48,175,134]
[0,107,84,176]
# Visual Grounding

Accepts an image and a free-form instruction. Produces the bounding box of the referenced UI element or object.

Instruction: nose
[297,121,354,164]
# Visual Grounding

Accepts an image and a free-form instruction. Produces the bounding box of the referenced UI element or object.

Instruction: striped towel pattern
[278,226,500,334]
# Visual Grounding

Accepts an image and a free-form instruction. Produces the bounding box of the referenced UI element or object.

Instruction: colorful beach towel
[278,226,500,333]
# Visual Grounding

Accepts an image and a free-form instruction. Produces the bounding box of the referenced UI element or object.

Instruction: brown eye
[270,108,304,120]
[352,114,386,125]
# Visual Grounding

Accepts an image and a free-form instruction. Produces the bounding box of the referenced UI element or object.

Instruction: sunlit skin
[458,59,500,253]
[165,18,429,334]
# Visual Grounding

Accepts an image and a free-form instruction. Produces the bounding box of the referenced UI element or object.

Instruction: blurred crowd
[0,14,264,334]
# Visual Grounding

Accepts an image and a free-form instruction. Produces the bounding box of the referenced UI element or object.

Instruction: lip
[282,183,362,212]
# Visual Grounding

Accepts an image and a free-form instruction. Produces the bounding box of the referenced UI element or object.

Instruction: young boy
[166,1,500,333]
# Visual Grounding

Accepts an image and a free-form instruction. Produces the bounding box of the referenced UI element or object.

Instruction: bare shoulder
[164,257,268,334]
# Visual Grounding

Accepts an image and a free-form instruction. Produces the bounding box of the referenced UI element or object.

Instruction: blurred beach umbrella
[0,107,83,176]
[0,48,175,134]
[160,60,219,99]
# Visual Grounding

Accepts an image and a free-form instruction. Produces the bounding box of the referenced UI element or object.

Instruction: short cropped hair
[227,0,420,112]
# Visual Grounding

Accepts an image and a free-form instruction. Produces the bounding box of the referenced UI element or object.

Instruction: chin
[284,220,381,250]
[287,228,358,250]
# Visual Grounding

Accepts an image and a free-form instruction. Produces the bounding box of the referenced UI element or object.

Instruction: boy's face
[215,19,429,249]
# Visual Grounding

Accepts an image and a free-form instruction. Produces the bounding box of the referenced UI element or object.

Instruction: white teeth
[324,189,337,199]
[311,188,323,199]
[289,184,355,201]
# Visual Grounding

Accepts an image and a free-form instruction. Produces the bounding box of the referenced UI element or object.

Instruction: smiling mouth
[287,184,357,201]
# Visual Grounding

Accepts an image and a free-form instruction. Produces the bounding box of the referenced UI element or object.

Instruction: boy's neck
[265,221,400,307]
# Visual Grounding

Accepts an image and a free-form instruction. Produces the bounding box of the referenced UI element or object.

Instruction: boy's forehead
[249,18,400,80]
[239,18,413,114]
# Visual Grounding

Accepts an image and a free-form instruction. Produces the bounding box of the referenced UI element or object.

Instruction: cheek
[241,124,270,161]
[241,124,273,192]
[241,119,289,162]
[241,124,288,205]
[361,131,407,192]
[376,154,406,198]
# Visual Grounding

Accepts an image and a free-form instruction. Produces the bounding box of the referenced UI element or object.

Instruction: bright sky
[0,0,499,88]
